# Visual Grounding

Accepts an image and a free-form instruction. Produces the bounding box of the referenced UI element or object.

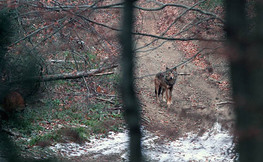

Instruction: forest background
[0,0,262,161]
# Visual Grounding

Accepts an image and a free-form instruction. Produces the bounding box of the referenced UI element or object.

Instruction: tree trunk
[225,0,263,161]
[120,0,142,161]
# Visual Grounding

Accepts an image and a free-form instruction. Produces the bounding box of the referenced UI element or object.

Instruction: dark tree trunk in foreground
[225,0,263,161]
[120,0,142,161]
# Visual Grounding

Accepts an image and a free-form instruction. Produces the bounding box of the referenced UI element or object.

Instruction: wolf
[154,67,178,107]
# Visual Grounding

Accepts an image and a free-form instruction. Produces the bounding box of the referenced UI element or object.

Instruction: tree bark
[7,64,118,85]
[120,0,142,162]
[41,64,117,82]
[225,0,263,161]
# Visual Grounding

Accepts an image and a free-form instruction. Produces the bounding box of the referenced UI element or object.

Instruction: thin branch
[48,59,85,63]
[135,1,204,51]
[178,73,190,75]
[94,71,114,76]
[135,0,223,51]
[14,0,225,53]
[10,23,54,47]
[176,17,217,37]
[76,13,121,32]
[75,3,225,43]
[32,1,124,11]
[136,0,224,23]
[30,17,70,51]
[135,47,211,79]
[77,15,225,42]
[175,47,206,68]
[159,0,206,37]
[134,32,225,42]
[95,97,115,104]
[136,40,168,54]
[216,101,234,105]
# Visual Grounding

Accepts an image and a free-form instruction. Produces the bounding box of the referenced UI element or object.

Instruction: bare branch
[30,17,70,51]
[135,0,224,51]
[76,13,121,32]
[10,23,54,47]
[135,0,224,23]
[30,1,124,11]
[95,97,115,104]
[216,101,234,105]
[135,47,218,79]
[77,14,224,42]
[134,32,225,42]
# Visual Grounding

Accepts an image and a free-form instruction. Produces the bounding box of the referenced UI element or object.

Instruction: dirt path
[62,40,236,161]
[135,10,234,139]
[136,40,234,140]
[50,5,236,161]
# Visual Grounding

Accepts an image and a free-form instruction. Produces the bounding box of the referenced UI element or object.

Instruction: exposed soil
[51,2,235,161]
[50,13,236,161]
[9,2,235,161]
[135,11,234,140]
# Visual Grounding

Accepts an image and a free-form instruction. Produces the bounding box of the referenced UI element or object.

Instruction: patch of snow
[50,131,128,157]
[50,122,236,161]
[142,122,235,161]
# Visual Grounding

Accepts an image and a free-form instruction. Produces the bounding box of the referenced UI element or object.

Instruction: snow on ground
[50,122,236,161]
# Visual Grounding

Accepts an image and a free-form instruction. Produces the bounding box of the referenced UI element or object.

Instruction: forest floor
[135,10,234,141]
[59,11,236,161]
[136,41,234,141]
[1,2,236,161]
[56,3,235,160]
[56,37,236,161]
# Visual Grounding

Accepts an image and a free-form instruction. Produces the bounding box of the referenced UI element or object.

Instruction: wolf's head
[165,67,177,81]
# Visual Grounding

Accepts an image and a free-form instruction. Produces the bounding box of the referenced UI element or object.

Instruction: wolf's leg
[162,88,166,102]
[165,88,169,105]
[167,88,172,107]
[155,88,160,103]
[155,82,160,103]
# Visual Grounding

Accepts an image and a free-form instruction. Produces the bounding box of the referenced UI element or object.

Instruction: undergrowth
[1,71,123,159]
[3,98,123,140]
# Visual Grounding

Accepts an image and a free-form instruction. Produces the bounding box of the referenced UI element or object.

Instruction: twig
[178,73,190,75]
[135,48,206,79]
[216,101,234,105]
[10,23,54,47]
[135,0,223,51]
[49,59,85,63]
[140,0,224,23]
[33,2,124,11]
[77,13,224,43]
[95,97,115,104]
[94,71,114,76]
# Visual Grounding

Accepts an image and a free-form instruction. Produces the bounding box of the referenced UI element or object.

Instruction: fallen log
[7,64,118,84]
